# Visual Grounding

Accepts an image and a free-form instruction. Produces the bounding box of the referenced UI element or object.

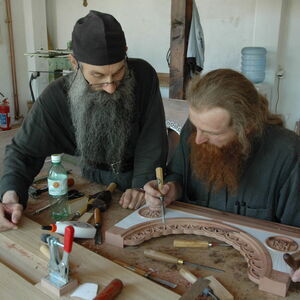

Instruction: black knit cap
[72,11,126,65]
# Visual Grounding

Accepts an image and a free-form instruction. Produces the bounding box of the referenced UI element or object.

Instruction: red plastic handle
[93,279,123,300]
[64,225,74,253]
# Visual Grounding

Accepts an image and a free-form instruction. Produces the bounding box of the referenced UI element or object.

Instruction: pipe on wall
[5,0,20,119]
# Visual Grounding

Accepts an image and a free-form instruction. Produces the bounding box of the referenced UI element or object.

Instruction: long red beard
[189,132,247,194]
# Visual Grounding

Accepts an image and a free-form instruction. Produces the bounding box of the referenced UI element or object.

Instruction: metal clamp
[41,225,74,287]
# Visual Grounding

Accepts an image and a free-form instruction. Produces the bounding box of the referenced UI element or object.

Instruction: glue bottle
[41,221,96,239]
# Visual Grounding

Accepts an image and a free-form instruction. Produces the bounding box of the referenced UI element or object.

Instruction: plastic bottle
[47,154,70,221]
[41,221,96,238]
[241,47,267,84]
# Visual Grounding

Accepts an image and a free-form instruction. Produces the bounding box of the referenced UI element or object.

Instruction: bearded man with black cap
[0,11,168,232]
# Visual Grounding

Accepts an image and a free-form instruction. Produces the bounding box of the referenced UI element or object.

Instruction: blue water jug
[241,47,267,83]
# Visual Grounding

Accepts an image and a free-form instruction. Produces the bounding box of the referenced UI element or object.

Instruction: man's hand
[143,180,182,209]
[119,188,145,209]
[0,191,23,232]
[291,269,300,282]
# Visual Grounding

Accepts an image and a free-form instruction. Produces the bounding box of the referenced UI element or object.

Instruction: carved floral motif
[122,218,272,283]
[138,207,162,218]
[265,236,298,252]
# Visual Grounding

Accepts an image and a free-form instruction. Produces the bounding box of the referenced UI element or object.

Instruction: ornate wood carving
[105,202,300,297]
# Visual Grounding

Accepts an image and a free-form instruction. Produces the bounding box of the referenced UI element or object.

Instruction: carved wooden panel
[105,202,300,297]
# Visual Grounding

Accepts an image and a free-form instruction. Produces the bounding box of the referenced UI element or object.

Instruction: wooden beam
[169,0,192,99]
[157,72,170,87]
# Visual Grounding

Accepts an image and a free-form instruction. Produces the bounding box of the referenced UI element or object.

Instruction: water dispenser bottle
[241,47,267,84]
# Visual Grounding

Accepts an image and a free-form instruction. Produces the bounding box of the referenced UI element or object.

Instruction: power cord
[274,76,282,113]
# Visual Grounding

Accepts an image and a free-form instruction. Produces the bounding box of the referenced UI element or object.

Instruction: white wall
[277,0,300,129]
[0,0,43,122]
[0,0,14,116]
[1,0,300,130]
[46,0,171,73]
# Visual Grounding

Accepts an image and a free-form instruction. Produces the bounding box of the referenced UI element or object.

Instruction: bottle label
[48,178,68,196]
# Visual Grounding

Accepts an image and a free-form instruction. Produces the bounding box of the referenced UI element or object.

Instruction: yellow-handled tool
[155,167,166,224]
[144,249,224,273]
[174,239,230,248]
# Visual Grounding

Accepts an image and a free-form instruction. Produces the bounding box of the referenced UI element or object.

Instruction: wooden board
[0,262,52,300]
[0,217,179,299]
[105,202,300,297]
[169,0,192,99]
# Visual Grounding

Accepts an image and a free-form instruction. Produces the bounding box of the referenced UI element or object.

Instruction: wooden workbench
[1,129,300,299]
[22,168,299,300]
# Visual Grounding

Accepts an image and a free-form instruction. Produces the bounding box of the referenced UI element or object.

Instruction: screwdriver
[144,249,224,273]
[155,167,166,224]
[173,239,230,248]
[94,207,102,245]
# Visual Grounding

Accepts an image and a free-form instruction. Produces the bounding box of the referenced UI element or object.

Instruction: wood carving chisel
[94,207,102,245]
[155,167,166,224]
[174,239,230,248]
[144,249,225,273]
[113,259,177,288]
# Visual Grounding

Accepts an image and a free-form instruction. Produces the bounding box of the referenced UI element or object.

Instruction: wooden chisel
[173,239,230,248]
[155,167,166,224]
[113,259,177,288]
[94,207,102,245]
[144,249,225,273]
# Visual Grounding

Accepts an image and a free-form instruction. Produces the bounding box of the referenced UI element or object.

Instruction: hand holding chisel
[155,167,166,224]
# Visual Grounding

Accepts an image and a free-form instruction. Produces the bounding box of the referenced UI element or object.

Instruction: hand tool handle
[113,259,148,277]
[94,207,101,224]
[283,253,300,271]
[155,167,164,192]
[67,177,75,187]
[93,278,123,300]
[64,225,74,253]
[174,240,210,248]
[106,182,117,193]
[179,267,198,284]
[144,249,179,264]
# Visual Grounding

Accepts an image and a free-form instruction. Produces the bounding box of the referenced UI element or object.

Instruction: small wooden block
[68,196,88,215]
[77,212,93,223]
[259,270,290,297]
[205,276,234,300]
[40,276,78,297]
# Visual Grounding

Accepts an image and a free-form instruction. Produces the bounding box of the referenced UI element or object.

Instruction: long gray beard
[67,67,136,171]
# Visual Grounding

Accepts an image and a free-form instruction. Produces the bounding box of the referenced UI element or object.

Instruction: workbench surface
[1,129,299,299]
